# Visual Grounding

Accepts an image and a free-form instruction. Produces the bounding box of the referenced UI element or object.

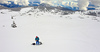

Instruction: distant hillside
[0,6,33,11]
[0,5,8,9]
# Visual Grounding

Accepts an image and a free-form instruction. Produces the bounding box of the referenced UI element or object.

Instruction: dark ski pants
[36,41,39,45]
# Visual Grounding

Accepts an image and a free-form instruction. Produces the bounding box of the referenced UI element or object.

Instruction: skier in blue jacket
[35,36,40,45]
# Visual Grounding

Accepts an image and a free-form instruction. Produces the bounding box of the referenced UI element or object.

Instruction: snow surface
[0,7,100,52]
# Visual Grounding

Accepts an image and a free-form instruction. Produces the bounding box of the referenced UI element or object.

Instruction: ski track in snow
[0,8,100,52]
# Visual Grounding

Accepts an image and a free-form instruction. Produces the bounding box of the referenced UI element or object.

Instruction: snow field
[0,8,100,52]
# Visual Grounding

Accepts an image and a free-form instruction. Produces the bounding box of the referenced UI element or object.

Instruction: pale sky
[0,0,100,10]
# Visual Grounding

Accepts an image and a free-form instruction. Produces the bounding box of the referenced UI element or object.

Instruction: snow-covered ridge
[15,7,100,17]
[83,10,100,17]
[0,7,100,22]
[0,6,100,17]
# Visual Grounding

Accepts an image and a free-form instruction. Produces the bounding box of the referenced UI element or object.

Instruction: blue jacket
[35,37,39,41]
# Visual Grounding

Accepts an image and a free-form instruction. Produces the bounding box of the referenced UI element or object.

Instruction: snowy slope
[0,7,100,52]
